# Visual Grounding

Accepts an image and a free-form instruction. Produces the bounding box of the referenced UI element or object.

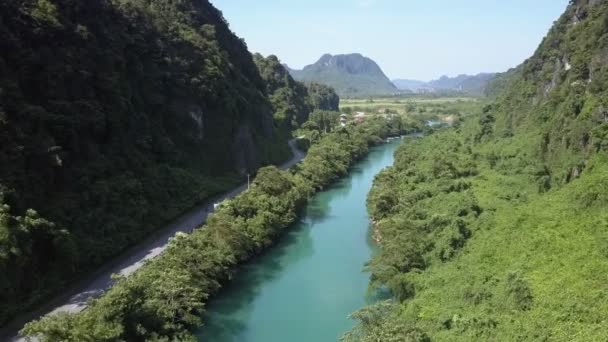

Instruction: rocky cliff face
[486,0,608,180]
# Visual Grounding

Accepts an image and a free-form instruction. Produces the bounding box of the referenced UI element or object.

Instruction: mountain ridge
[288,53,398,97]
[393,72,497,94]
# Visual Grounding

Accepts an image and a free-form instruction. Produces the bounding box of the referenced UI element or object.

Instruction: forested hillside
[253,54,339,134]
[0,0,335,325]
[349,0,608,340]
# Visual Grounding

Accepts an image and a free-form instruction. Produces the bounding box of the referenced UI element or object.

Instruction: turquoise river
[197,138,402,341]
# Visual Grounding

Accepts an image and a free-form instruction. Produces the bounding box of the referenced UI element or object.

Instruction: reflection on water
[197,140,401,342]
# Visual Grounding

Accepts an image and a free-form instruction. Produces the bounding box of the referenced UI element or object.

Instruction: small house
[354,112,366,124]
[340,113,348,127]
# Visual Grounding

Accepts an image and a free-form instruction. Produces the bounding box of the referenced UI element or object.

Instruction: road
[2,139,305,342]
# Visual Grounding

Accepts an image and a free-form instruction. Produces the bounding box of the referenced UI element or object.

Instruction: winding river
[197,138,402,341]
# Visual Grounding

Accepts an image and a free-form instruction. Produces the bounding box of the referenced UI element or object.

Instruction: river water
[197,139,402,342]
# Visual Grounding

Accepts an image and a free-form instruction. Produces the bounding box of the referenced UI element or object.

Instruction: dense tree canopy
[22,116,403,341]
[0,0,333,324]
[347,1,608,340]
[253,54,340,133]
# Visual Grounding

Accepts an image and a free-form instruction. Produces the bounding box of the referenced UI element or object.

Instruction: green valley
[2,0,606,341]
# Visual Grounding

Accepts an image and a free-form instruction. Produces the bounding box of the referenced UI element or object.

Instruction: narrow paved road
[2,140,305,341]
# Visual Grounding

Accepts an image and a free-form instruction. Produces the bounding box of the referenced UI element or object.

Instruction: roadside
[1,139,305,342]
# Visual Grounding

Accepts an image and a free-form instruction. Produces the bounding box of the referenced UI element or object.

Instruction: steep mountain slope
[478,0,608,180]
[350,0,608,341]
[254,54,312,132]
[254,54,339,133]
[0,0,332,325]
[289,53,398,97]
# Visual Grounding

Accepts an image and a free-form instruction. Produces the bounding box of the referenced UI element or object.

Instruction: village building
[340,113,348,127]
[354,112,366,124]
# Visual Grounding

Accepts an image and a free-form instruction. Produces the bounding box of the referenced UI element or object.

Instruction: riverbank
[197,139,402,341]
[22,119,403,341]
[350,115,608,341]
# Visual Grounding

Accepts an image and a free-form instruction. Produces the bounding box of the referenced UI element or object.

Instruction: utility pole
[247,173,250,190]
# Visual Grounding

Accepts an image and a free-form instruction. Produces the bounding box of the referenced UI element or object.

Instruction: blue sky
[211,0,569,80]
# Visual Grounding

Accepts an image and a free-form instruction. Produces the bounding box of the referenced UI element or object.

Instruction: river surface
[197,139,402,342]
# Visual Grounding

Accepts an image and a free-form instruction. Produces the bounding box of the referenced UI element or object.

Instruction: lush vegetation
[346,1,608,340]
[253,54,339,134]
[0,0,338,325]
[22,115,405,341]
[289,53,398,97]
[340,96,483,133]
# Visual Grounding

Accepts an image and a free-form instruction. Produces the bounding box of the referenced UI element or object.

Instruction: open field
[340,96,478,107]
[340,96,485,126]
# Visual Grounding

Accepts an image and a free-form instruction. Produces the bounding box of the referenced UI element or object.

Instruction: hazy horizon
[211,0,569,81]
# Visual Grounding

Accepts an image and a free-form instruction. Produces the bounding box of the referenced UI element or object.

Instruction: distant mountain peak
[319,53,334,60]
[281,63,293,72]
[289,53,396,96]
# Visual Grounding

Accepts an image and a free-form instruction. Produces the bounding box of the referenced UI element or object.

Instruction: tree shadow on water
[197,221,315,341]
[304,196,332,225]
[197,149,393,341]
[306,169,359,216]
